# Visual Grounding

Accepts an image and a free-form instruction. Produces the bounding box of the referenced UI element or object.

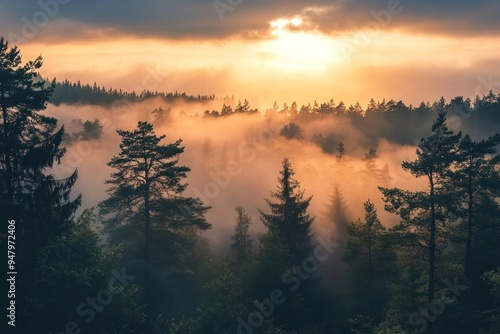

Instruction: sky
[2,0,500,107]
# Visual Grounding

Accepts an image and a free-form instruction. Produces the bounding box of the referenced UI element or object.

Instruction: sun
[261,17,342,73]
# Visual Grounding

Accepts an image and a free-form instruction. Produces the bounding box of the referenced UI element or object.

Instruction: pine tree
[450,133,500,279]
[362,148,379,176]
[362,148,391,184]
[235,99,250,113]
[231,206,253,262]
[336,141,346,163]
[317,185,350,291]
[343,200,395,317]
[33,208,145,332]
[260,158,314,260]
[0,37,81,331]
[326,185,349,245]
[379,111,461,334]
[221,103,233,116]
[100,121,210,332]
[483,269,500,332]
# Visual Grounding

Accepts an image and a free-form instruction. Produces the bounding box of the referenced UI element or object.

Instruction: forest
[1,38,500,334]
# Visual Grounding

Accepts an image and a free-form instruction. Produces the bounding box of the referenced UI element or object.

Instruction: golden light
[261,17,342,73]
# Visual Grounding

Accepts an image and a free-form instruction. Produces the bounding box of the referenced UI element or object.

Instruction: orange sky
[3,1,500,108]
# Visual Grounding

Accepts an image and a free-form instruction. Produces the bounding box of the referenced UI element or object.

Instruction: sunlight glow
[263,18,342,73]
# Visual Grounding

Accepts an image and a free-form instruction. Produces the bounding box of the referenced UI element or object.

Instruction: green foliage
[378,112,464,333]
[349,314,375,334]
[448,133,500,279]
[100,120,211,235]
[248,232,291,296]
[343,200,396,318]
[196,256,248,333]
[483,269,500,332]
[32,208,145,332]
[100,121,211,332]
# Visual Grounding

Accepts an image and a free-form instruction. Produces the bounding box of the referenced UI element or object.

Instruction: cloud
[1,0,499,43]
[297,0,500,38]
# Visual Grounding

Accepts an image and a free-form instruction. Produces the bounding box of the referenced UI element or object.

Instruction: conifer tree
[343,200,394,317]
[231,206,253,262]
[260,158,314,260]
[326,185,349,245]
[450,133,500,279]
[0,37,81,331]
[336,141,346,163]
[100,121,210,332]
[379,111,461,334]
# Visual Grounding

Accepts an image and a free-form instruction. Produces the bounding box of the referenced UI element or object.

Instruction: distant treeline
[205,93,500,147]
[50,79,216,106]
[49,78,500,148]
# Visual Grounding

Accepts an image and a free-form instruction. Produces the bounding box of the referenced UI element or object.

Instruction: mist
[44,98,430,252]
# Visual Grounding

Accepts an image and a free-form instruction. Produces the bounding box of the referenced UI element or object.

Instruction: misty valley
[2,38,500,334]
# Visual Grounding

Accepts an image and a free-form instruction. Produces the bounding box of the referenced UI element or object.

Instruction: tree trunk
[144,169,152,333]
[1,96,14,202]
[428,178,436,334]
[464,167,473,278]
[368,228,373,317]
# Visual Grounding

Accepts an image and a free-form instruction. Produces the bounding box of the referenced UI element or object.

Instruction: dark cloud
[298,0,500,37]
[0,0,498,42]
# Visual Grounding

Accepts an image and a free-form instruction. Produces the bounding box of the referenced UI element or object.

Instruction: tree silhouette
[0,37,81,331]
[100,121,210,332]
[379,111,461,334]
[343,200,395,317]
[231,206,253,262]
[279,122,304,140]
[450,133,500,279]
[336,141,346,163]
[260,158,314,261]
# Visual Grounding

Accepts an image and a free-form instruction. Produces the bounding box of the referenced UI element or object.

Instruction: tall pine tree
[231,206,253,263]
[0,37,81,331]
[450,133,500,279]
[379,111,461,334]
[260,158,314,261]
[343,200,395,318]
[100,121,210,332]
